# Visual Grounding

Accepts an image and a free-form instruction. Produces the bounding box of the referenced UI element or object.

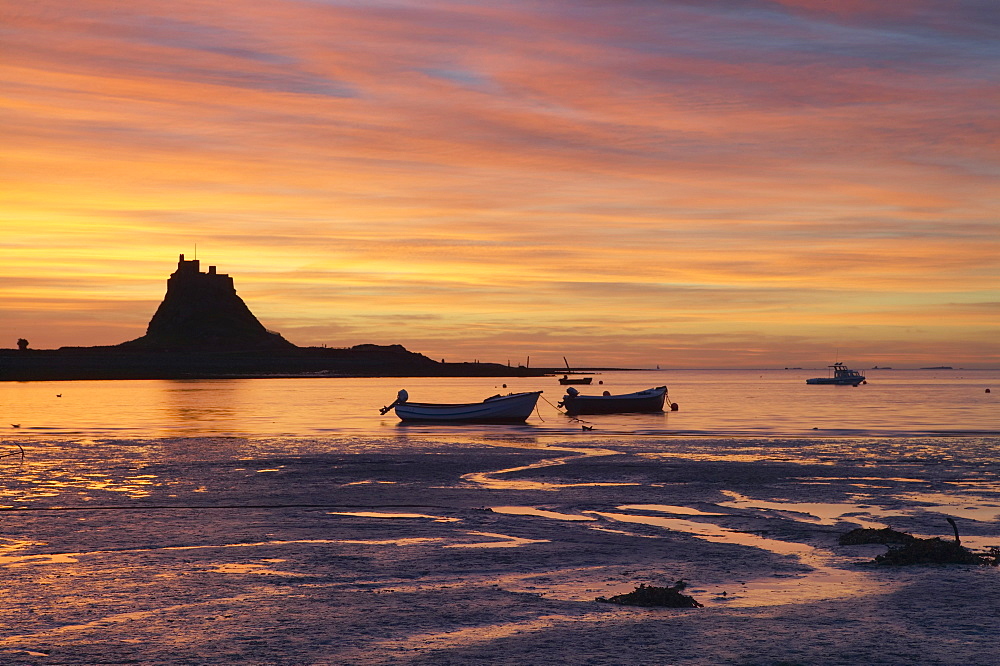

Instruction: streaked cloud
[1,0,997,367]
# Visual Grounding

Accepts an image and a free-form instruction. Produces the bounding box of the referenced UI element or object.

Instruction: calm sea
[1,368,996,439]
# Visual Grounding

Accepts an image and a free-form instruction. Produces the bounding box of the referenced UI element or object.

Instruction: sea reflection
[491,506,596,521]
[718,491,897,530]
[486,503,876,607]
[0,467,160,503]
[461,445,637,491]
[1,369,997,438]
[158,382,248,428]
[444,531,551,549]
[619,504,726,517]
[327,511,460,522]
[898,491,1000,522]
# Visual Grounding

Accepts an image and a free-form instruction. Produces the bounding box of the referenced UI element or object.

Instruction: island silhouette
[2,255,549,381]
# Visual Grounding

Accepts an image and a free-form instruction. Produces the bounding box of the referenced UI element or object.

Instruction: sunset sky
[3,0,998,368]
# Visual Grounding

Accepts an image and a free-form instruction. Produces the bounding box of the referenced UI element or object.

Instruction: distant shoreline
[0,347,633,381]
[2,349,992,381]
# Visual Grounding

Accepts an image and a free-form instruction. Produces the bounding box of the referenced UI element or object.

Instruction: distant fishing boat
[379,389,542,423]
[559,356,593,385]
[559,375,593,385]
[559,386,671,416]
[806,363,866,386]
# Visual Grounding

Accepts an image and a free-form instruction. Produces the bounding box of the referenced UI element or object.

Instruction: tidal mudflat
[0,434,998,664]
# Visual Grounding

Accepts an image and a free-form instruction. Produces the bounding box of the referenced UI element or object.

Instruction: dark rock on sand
[873,537,983,566]
[596,581,703,608]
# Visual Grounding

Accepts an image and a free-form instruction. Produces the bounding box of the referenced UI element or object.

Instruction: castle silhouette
[123,254,294,351]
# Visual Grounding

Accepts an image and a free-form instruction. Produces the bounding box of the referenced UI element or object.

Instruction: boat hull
[393,391,542,423]
[559,377,593,385]
[561,386,667,416]
[805,377,863,386]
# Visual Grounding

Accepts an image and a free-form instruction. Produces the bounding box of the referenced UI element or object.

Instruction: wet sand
[0,435,998,664]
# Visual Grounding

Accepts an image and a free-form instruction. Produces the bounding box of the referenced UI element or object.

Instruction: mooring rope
[539,393,593,425]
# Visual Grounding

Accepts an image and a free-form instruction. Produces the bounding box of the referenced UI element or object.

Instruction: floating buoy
[670,403,679,411]
[987,388,992,393]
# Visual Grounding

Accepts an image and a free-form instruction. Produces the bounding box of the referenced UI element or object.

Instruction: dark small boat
[558,356,593,385]
[559,386,670,416]
[379,389,542,423]
[806,362,866,386]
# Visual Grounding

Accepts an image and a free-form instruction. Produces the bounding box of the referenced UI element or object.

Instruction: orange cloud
[2,0,997,367]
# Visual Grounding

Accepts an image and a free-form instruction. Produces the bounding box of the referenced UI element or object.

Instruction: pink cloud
[2,0,997,366]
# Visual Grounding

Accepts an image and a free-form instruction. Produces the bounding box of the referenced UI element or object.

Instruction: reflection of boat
[379,389,542,423]
[559,386,670,416]
[806,363,866,386]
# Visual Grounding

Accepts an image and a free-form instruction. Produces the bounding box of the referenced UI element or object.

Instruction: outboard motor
[557,385,579,409]
[379,389,409,415]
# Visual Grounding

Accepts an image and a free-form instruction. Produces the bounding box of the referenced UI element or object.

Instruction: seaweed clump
[845,519,1000,566]
[596,581,702,608]
[874,537,983,566]
[839,527,915,546]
